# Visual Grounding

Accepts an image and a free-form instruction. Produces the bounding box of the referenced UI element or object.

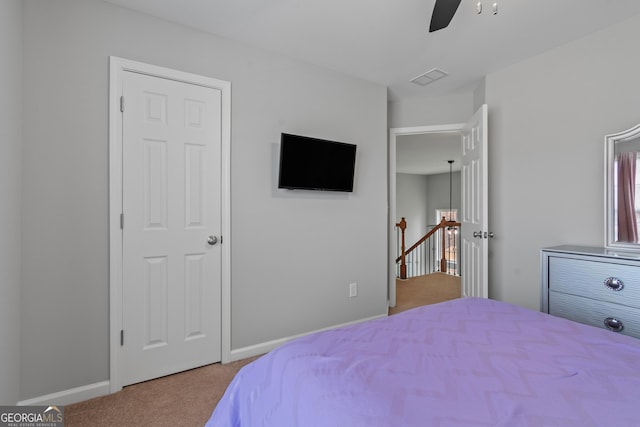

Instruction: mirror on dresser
[605,122,640,250]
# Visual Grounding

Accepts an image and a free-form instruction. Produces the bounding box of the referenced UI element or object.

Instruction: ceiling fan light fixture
[410,68,449,86]
[476,1,498,15]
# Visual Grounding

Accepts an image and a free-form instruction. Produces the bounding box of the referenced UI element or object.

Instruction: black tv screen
[278,133,356,192]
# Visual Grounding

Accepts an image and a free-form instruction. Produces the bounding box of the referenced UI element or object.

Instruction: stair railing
[395,217,461,279]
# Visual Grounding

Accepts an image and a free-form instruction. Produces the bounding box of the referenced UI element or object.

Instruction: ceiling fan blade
[429,0,462,32]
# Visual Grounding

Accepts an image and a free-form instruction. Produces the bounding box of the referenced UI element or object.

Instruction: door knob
[473,231,482,238]
[207,235,218,245]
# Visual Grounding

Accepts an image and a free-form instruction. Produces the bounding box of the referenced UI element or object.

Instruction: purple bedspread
[207,298,640,426]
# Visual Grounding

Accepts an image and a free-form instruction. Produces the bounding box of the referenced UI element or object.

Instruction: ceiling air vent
[410,68,448,86]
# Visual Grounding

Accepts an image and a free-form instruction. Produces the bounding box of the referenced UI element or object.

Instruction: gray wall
[485,13,640,309]
[396,173,429,245]
[19,0,387,401]
[0,0,22,405]
[426,171,461,225]
[388,92,474,128]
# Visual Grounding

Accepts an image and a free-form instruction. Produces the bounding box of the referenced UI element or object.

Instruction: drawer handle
[604,317,624,332]
[604,277,624,291]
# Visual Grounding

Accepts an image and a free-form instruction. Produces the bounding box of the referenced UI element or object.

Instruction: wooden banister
[395,217,461,277]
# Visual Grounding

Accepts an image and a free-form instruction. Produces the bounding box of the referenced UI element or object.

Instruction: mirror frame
[605,122,640,250]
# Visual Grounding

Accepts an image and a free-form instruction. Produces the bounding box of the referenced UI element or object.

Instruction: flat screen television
[278,133,357,192]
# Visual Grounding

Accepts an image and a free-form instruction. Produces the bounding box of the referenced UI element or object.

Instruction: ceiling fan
[429,0,498,32]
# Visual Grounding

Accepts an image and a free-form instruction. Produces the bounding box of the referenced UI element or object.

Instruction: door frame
[388,123,464,307]
[108,56,231,393]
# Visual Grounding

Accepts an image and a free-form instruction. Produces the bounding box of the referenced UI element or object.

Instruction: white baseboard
[17,381,110,406]
[229,312,387,362]
[17,314,388,404]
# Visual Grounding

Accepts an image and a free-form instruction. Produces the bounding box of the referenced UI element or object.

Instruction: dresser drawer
[549,291,640,339]
[548,256,640,308]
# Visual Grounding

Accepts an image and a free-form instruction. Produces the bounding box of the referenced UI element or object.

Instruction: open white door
[460,104,489,298]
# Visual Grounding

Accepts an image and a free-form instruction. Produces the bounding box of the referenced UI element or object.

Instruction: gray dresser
[541,245,640,339]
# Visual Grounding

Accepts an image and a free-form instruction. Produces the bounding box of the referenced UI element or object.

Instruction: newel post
[440,217,448,273]
[396,217,407,279]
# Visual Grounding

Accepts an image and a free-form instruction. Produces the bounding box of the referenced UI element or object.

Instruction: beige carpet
[65,356,259,427]
[65,273,460,426]
[389,272,461,315]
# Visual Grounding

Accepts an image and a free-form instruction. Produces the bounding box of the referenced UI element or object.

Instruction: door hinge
[120,96,124,113]
[120,330,124,346]
[120,213,124,229]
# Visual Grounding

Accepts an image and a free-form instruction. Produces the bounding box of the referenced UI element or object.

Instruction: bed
[206,297,640,426]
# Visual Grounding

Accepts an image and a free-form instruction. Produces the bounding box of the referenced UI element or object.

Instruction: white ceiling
[396,133,461,175]
[104,0,640,100]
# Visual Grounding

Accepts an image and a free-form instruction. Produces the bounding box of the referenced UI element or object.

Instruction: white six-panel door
[121,70,222,386]
[461,104,489,299]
